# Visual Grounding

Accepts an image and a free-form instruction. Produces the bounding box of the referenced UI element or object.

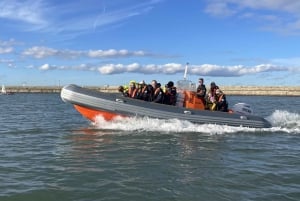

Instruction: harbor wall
[4,86,300,96]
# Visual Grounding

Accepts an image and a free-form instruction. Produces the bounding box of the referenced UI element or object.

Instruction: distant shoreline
[3,85,300,96]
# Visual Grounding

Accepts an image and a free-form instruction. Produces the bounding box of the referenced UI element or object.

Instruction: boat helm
[231,103,253,115]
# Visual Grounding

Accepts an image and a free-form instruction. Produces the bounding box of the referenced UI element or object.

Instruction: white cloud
[0,47,13,54]
[205,0,300,16]
[22,46,58,58]
[87,49,152,58]
[0,39,19,54]
[204,1,236,17]
[204,0,300,34]
[127,63,140,72]
[0,0,47,25]
[39,64,52,70]
[0,39,20,46]
[272,57,300,68]
[0,59,15,68]
[22,46,163,59]
[37,62,293,77]
[98,64,124,74]
[22,46,83,59]
[0,0,163,35]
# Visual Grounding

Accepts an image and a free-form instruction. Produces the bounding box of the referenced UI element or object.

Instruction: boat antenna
[183,62,189,80]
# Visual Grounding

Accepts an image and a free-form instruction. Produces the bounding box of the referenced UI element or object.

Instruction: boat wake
[92,110,299,135]
[265,110,300,133]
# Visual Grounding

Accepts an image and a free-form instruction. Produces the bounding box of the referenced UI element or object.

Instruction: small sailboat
[1,85,14,95]
[1,85,7,94]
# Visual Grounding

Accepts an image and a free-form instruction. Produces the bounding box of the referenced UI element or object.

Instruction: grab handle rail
[184,110,191,115]
[115,98,124,103]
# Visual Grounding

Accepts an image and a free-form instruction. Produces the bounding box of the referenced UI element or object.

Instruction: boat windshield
[176,80,196,91]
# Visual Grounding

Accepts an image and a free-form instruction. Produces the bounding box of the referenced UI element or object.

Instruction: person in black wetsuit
[196,78,206,98]
[164,81,177,105]
[152,82,164,104]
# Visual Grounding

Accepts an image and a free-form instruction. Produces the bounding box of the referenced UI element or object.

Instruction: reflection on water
[72,127,114,143]
[69,127,115,160]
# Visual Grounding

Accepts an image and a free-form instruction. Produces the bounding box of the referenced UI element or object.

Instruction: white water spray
[92,110,299,134]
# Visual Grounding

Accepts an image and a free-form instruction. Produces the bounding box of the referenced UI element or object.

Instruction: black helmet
[118,85,124,92]
[167,81,174,87]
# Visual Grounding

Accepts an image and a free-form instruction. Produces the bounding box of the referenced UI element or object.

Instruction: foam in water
[265,110,300,133]
[93,110,299,134]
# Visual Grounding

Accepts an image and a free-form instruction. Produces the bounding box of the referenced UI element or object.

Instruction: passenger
[215,89,228,112]
[128,80,138,98]
[118,85,129,97]
[164,81,177,105]
[205,81,219,110]
[151,80,157,91]
[136,80,146,99]
[153,82,164,103]
[210,81,219,91]
[196,78,206,98]
[141,84,154,101]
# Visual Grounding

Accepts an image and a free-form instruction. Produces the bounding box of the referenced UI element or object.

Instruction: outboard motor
[231,103,253,115]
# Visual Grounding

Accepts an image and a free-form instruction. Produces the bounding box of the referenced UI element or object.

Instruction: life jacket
[153,87,164,103]
[132,88,139,98]
[128,86,138,98]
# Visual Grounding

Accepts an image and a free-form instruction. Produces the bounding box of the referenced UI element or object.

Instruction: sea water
[0,93,299,201]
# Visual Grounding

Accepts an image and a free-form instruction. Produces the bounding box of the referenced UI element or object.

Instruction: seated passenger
[215,89,228,112]
[196,78,206,98]
[153,82,164,103]
[118,85,129,97]
[136,80,146,99]
[151,80,157,89]
[164,81,177,105]
[141,84,154,101]
[128,80,138,98]
[205,82,218,110]
[149,79,157,100]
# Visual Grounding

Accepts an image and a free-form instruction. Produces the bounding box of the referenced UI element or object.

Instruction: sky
[1,0,300,87]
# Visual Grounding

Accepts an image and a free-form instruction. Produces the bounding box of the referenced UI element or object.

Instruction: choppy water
[0,93,299,201]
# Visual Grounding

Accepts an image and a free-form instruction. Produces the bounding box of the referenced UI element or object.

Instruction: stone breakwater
[4,86,300,96]
[221,86,300,96]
